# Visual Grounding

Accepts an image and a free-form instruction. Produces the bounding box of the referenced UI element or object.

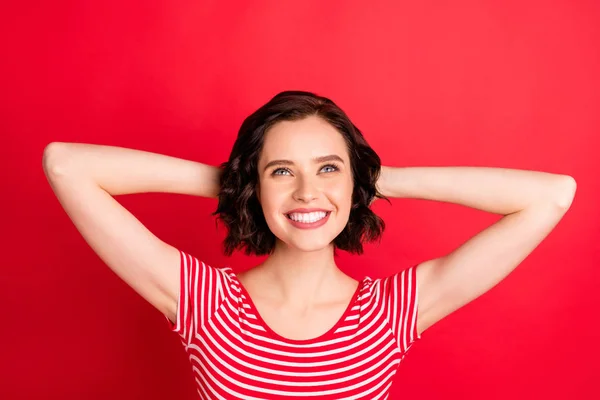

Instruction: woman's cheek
[330,184,353,209]
[260,189,286,222]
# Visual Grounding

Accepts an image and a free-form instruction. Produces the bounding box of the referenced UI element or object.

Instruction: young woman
[43,91,576,399]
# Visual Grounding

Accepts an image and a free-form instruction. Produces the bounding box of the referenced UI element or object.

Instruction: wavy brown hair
[213,90,389,256]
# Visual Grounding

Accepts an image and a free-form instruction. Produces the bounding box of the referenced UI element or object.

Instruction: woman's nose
[293,176,319,202]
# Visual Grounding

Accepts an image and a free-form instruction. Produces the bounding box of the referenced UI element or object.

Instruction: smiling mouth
[285,211,331,223]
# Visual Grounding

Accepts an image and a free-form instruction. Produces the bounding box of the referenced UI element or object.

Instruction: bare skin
[236,261,359,340]
[43,120,576,340]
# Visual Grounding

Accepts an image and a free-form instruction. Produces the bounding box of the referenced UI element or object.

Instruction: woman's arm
[377,166,575,213]
[44,142,222,197]
[43,142,222,322]
[376,166,576,335]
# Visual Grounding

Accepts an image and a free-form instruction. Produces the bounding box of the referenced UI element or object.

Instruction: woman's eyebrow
[263,154,344,172]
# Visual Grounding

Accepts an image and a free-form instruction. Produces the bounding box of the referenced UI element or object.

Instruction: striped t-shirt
[166,250,421,399]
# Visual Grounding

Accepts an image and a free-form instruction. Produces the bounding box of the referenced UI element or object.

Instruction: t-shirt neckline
[231,271,366,345]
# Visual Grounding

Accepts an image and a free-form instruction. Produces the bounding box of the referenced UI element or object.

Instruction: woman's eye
[271,164,339,176]
[321,164,339,173]
[272,168,290,176]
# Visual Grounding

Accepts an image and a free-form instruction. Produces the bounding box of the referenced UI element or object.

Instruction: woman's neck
[256,241,353,311]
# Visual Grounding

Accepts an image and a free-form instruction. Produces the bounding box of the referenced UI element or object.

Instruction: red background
[2,1,599,398]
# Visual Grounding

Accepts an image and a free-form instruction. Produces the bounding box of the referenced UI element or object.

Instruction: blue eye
[321,163,339,173]
[271,163,340,176]
[272,168,290,176]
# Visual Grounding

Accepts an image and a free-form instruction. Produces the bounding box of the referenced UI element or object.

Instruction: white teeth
[288,211,327,223]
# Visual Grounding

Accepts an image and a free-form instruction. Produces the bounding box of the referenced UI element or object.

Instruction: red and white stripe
[166,250,421,400]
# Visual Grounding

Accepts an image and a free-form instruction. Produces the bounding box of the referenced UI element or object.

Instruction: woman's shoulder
[179,249,236,282]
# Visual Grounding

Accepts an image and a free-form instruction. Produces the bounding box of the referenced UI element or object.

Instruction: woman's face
[256,115,354,252]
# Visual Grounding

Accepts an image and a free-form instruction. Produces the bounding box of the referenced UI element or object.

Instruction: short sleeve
[164,250,226,346]
[382,264,421,353]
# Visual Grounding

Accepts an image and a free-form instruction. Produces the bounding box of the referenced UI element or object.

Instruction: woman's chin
[278,237,335,253]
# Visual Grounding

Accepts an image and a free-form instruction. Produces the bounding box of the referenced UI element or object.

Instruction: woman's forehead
[261,117,348,159]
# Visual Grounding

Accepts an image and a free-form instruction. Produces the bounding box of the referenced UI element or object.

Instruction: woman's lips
[285,212,331,229]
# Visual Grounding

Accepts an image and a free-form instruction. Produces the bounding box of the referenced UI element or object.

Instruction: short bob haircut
[213,90,389,256]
